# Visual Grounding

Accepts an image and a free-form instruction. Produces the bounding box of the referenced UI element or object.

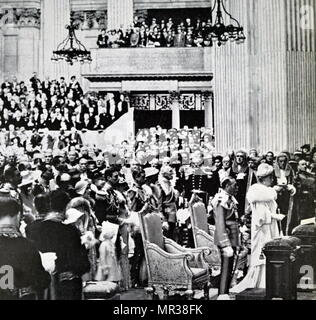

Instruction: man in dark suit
[29,72,40,94]
[97,29,109,48]
[0,193,50,300]
[81,113,95,130]
[26,190,90,300]
[99,110,112,129]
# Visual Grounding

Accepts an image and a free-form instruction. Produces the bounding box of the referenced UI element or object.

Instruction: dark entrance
[134,110,172,132]
[180,110,205,128]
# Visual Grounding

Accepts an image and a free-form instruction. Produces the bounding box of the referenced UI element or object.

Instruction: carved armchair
[138,212,211,300]
[189,199,248,277]
[189,199,221,269]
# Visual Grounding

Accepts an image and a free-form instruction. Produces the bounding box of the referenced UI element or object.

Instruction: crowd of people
[0,74,129,132]
[97,16,214,48]
[0,115,316,299]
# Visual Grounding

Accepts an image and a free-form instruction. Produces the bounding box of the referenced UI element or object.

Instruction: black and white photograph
[0,0,316,307]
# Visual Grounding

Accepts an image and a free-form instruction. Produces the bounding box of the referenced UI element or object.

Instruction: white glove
[271,213,286,221]
[40,252,57,274]
[222,246,234,258]
[273,185,283,193]
[287,184,296,196]
[162,221,169,231]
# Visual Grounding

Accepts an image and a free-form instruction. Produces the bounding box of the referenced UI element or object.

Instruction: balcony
[81,47,213,91]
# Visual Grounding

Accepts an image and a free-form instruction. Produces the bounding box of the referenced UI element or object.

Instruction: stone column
[107,0,133,30]
[202,91,213,132]
[0,9,19,80]
[169,91,180,130]
[149,94,156,110]
[17,8,41,81]
[40,0,71,80]
[0,27,4,82]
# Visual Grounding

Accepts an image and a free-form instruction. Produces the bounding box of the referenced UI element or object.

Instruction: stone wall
[0,6,41,81]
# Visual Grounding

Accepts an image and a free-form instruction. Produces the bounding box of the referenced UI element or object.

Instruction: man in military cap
[211,176,240,300]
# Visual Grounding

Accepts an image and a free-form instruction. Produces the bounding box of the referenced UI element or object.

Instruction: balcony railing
[82,46,213,81]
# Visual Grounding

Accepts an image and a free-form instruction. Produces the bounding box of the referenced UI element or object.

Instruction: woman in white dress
[231,163,285,293]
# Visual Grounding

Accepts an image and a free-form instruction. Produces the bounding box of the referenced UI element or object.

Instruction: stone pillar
[0,8,41,81]
[18,26,40,80]
[148,94,156,110]
[1,24,18,79]
[169,91,180,130]
[214,0,316,154]
[107,0,133,30]
[17,8,41,80]
[0,27,4,82]
[40,0,71,80]
[202,91,213,132]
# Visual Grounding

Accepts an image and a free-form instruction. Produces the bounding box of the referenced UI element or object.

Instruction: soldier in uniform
[211,176,240,300]
[180,152,219,208]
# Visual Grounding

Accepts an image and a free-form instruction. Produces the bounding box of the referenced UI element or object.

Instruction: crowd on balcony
[1,106,316,299]
[0,73,129,133]
[97,16,213,48]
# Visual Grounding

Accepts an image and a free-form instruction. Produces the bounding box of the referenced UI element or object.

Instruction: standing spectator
[0,193,50,300]
[173,25,186,47]
[211,177,239,300]
[148,27,161,47]
[26,190,90,300]
[156,165,179,240]
[293,159,316,227]
[231,150,251,218]
[273,152,296,234]
[130,28,140,47]
[97,28,108,48]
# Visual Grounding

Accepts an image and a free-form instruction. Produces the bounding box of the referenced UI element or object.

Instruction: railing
[82,46,213,80]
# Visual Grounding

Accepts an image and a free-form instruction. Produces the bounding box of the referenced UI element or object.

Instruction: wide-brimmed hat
[64,208,84,225]
[75,180,89,195]
[19,171,34,187]
[256,163,274,178]
[144,167,159,178]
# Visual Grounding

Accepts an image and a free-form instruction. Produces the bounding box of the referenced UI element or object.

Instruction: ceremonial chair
[189,198,248,278]
[189,198,221,270]
[138,211,211,300]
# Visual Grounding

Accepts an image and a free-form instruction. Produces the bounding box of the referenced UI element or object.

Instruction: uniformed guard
[211,176,240,300]
[180,153,219,207]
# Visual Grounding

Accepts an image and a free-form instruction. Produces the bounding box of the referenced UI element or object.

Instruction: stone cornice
[83,73,213,82]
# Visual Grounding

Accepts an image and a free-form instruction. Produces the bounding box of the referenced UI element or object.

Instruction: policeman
[211,176,240,300]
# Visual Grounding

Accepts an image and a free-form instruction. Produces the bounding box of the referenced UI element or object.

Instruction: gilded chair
[138,212,211,300]
[189,199,221,270]
[189,198,248,278]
